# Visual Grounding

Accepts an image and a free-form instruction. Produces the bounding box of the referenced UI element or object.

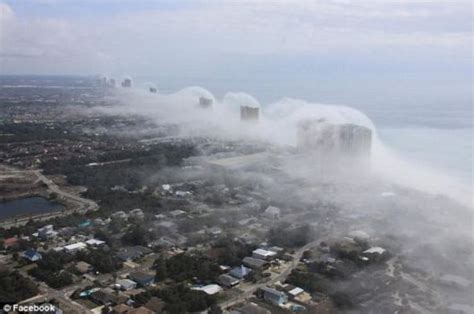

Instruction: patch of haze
[93,84,472,208]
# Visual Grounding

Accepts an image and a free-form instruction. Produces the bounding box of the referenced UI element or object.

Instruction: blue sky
[0,0,472,109]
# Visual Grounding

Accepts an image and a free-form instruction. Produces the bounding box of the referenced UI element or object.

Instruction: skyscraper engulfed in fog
[121,78,132,88]
[199,96,213,109]
[240,106,259,122]
[297,119,372,158]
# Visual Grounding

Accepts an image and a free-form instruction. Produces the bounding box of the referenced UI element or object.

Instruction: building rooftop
[191,284,223,295]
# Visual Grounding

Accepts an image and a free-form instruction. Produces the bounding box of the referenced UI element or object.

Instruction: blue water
[0,196,64,220]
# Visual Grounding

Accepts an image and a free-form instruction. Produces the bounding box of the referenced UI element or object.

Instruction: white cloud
[0,0,471,75]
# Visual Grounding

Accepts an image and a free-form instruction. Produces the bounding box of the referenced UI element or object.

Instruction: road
[33,170,98,213]
[219,240,319,310]
[0,168,98,228]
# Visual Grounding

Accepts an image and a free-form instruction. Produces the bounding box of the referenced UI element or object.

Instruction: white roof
[117,278,137,288]
[192,284,222,295]
[348,230,370,241]
[440,274,472,288]
[253,248,277,257]
[64,242,87,251]
[363,247,386,254]
[86,239,105,246]
[288,287,304,296]
[265,206,280,214]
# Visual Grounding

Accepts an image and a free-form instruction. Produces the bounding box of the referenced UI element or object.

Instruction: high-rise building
[199,96,213,109]
[297,119,371,157]
[240,106,259,122]
[121,78,132,88]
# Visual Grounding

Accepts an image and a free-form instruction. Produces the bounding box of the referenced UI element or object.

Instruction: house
[154,221,177,231]
[169,209,186,218]
[128,307,154,314]
[143,297,164,313]
[217,274,240,288]
[242,257,267,270]
[154,214,166,220]
[3,237,18,249]
[207,226,223,236]
[252,249,277,260]
[116,246,152,262]
[262,206,281,219]
[63,242,87,253]
[22,249,42,262]
[75,261,92,274]
[191,284,222,295]
[232,302,271,314]
[284,286,311,303]
[111,211,128,219]
[116,278,137,290]
[129,208,144,220]
[362,247,387,261]
[93,218,106,226]
[261,287,288,306]
[38,225,57,240]
[91,291,120,306]
[129,272,155,287]
[175,190,191,197]
[112,304,131,314]
[86,239,106,247]
[229,265,252,279]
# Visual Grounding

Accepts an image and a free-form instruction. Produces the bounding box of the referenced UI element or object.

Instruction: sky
[0,0,472,108]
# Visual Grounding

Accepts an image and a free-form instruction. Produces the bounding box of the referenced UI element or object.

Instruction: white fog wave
[97,85,472,208]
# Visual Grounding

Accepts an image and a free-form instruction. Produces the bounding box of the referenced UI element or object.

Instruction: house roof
[117,279,137,289]
[64,242,87,251]
[143,297,164,313]
[112,304,131,314]
[243,257,267,269]
[288,287,304,296]
[229,265,251,279]
[192,284,222,295]
[218,274,239,286]
[4,237,18,247]
[261,287,287,298]
[116,246,152,261]
[23,249,41,260]
[363,247,386,254]
[234,302,271,314]
[75,261,92,273]
[130,272,154,283]
[253,249,277,257]
[129,307,154,314]
[86,239,106,246]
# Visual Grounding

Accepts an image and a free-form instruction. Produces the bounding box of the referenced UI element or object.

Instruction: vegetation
[0,270,38,302]
[268,223,314,248]
[211,237,255,266]
[122,225,152,246]
[75,248,122,274]
[154,253,220,283]
[28,251,74,289]
[132,284,217,313]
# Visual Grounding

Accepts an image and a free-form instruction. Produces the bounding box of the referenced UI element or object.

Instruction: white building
[64,242,87,253]
[252,248,277,260]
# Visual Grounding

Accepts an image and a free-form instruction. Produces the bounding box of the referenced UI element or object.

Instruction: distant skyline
[0,0,472,109]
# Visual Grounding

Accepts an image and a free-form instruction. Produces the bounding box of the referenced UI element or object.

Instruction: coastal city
[0,76,472,314]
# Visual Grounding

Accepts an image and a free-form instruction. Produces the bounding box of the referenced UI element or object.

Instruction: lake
[0,196,64,220]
